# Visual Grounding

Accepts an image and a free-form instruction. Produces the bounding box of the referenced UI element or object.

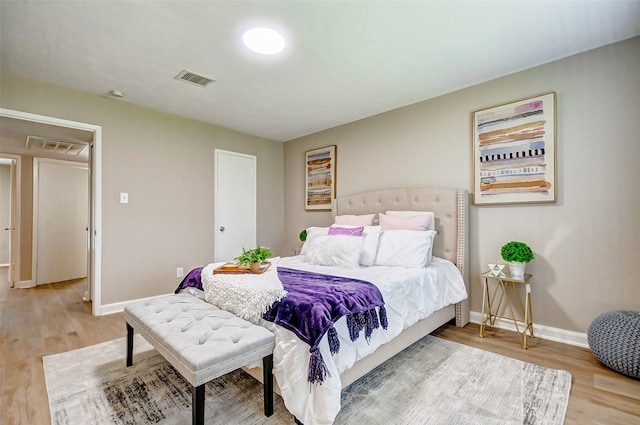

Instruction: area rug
[43,334,571,425]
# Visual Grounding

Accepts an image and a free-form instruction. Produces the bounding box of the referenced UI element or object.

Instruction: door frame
[0,108,103,315]
[32,157,89,286]
[0,154,20,287]
[214,149,257,262]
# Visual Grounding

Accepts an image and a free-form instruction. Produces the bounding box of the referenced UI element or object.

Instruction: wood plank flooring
[1,270,125,425]
[1,268,638,425]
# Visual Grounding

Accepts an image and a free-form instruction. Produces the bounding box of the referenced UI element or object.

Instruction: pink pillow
[328,226,364,236]
[379,213,432,231]
[334,214,375,226]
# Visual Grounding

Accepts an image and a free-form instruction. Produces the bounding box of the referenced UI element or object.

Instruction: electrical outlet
[176,267,184,278]
[120,192,129,203]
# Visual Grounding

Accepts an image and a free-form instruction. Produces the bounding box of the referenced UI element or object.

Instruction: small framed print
[305,145,336,210]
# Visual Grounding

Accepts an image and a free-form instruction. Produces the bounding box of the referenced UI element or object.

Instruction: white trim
[100,292,175,315]
[0,108,103,316]
[17,279,34,289]
[470,311,589,348]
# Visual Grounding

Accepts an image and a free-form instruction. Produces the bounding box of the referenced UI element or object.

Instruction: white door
[34,159,89,285]
[1,156,20,288]
[214,150,256,262]
[0,163,12,266]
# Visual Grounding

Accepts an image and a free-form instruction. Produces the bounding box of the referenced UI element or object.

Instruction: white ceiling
[1,1,639,142]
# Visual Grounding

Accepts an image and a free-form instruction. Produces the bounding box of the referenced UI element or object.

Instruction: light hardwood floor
[1,269,638,425]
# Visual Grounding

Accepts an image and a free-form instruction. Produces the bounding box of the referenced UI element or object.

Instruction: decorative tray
[213,261,271,275]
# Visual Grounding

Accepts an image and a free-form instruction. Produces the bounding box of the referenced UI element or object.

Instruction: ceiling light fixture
[242,27,285,55]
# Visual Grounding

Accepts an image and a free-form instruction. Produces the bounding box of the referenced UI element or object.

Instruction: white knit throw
[202,258,287,325]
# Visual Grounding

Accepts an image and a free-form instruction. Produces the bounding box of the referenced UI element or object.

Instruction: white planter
[508,261,526,279]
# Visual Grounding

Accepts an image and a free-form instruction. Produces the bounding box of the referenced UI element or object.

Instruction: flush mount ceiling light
[242,27,285,54]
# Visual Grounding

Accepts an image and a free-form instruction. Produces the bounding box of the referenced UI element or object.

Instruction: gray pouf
[588,310,640,379]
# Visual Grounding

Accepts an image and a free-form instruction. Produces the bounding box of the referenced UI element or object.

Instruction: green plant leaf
[500,241,535,263]
[234,245,273,266]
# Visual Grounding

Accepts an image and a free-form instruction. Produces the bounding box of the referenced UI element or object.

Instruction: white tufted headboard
[332,187,470,324]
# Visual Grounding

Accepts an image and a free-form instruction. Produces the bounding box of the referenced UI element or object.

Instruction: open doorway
[0,108,103,315]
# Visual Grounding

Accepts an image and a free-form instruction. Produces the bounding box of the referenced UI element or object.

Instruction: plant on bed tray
[235,246,273,273]
[500,241,535,279]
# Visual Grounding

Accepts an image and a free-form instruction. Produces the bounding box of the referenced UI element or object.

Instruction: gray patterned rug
[43,334,571,425]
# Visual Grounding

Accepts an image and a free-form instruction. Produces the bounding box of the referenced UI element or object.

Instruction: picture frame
[305,145,336,210]
[472,92,557,205]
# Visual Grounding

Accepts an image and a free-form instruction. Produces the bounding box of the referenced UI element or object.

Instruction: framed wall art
[305,145,336,210]
[472,92,557,205]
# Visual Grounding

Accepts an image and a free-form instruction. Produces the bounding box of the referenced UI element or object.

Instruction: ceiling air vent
[174,69,215,87]
[26,135,88,156]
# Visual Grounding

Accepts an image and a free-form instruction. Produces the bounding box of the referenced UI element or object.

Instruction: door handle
[3,228,10,231]
[219,226,225,232]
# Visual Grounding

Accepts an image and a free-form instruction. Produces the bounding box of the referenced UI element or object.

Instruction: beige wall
[0,73,284,304]
[283,37,640,333]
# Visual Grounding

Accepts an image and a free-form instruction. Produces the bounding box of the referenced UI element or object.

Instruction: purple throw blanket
[174,265,389,384]
[174,267,203,293]
[264,267,388,384]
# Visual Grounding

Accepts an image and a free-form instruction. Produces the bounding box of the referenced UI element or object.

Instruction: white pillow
[329,225,381,266]
[360,225,381,266]
[374,230,437,268]
[299,226,329,255]
[304,235,363,269]
[334,213,375,226]
[385,210,436,231]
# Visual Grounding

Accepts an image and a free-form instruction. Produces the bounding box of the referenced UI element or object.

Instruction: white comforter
[267,255,468,425]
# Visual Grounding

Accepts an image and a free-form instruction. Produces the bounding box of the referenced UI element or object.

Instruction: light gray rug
[43,334,571,425]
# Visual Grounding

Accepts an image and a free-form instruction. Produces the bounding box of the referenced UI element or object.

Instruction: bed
[179,187,469,425]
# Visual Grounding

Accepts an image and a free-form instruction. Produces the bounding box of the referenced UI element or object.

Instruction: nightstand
[479,271,534,348]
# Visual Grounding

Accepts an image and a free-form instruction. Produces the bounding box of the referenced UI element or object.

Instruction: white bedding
[266,255,468,425]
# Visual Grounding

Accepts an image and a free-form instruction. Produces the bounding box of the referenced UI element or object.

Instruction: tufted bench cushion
[124,293,276,425]
[588,310,640,379]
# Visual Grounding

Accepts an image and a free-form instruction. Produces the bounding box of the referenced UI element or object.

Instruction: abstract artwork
[305,145,336,210]
[473,93,556,205]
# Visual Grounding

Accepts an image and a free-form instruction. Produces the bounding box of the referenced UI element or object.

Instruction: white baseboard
[17,280,34,289]
[101,302,589,348]
[470,311,589,348]
[100,292,175,316]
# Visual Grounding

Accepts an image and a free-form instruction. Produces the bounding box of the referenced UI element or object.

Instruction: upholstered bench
[124,293,276,425]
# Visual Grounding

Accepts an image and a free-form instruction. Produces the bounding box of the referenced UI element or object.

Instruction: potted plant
[299,229,307,242]
[500,241,535,279]
[235,246,273,273]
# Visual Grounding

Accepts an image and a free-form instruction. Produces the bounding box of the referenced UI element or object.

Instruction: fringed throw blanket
[175,267,204,293]
[174,262,288,324]
[200,262,288,325]
[264,267,388,385]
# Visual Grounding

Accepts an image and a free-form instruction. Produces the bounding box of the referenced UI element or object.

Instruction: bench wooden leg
[263,354,274,417]
[126,323,134,367]
[193,384,205,425]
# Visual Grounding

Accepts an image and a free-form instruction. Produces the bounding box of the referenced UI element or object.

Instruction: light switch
[120,192,129,204]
